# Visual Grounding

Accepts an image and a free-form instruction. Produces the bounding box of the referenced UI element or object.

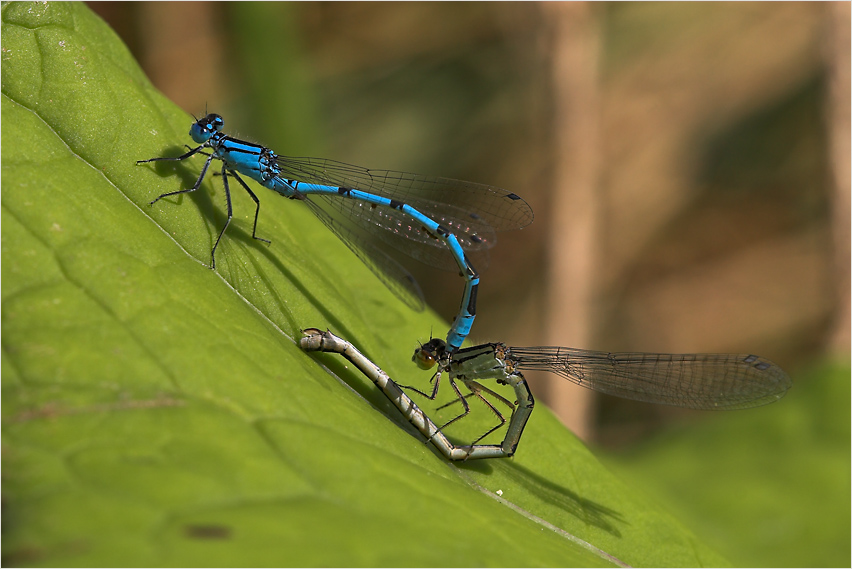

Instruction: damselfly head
[412,338,448,370]
[412,346,437,370]
[190,114,224,144]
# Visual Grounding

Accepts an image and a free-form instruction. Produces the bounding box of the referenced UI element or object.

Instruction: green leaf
[603,361,851,568]
[2,2,729,566]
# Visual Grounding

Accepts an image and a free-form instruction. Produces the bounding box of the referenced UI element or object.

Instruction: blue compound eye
[189,122,210,143]
[189,114,224,143]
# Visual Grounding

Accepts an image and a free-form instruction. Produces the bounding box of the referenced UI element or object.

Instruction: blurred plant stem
[540,2,602,441]
[825,2,851,355]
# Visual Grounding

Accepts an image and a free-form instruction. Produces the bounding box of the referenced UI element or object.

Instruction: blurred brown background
[92,2,850,444]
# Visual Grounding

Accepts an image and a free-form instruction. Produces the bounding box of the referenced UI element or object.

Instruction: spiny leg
[397,368,455,446]
[436,381,515,413]
[401,370,473,445]
[209,161,235,269]
[146,151,216,206]
[432,377,473,434]
[398,368,443,401]
[228,169,271,246]
[439,380,515,447]
[136,143,206,166]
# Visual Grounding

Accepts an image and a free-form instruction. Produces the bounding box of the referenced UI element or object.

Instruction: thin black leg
[433,378,472,433]
[136,144,205,165]
[398,369,443,401]
[209,161,234,269]
[147,152,216,206]
[228,170,271,245]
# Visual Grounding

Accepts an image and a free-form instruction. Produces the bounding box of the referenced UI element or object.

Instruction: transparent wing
[275,156,534,233]
[301,197,425,312]
[311,194,494,272]
[508,347,791,410]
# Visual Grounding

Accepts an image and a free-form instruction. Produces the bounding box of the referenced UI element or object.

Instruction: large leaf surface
[603,361,851,567]
[2,2,729,566]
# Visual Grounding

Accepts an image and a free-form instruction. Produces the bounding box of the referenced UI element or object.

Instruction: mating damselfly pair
[140,114,791,460]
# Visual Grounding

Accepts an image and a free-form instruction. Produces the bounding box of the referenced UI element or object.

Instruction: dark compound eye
[413,347,437,370]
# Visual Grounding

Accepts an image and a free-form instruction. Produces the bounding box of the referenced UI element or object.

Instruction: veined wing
[301,197,425,312]
[508,347,791,410]
[310,194,494,272]
[275,156,534,233]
